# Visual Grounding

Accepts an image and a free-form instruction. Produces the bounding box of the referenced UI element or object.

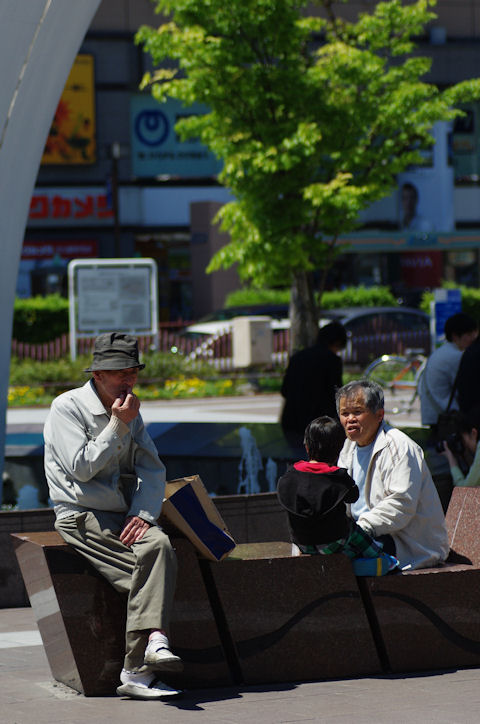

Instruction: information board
[68,259,158,359]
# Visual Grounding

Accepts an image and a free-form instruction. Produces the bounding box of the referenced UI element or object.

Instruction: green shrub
[225,288,290,307]
[13,295,69,343]
[9,355,92,387]
[320,285,397,309]
[225,285,397,310]
[9,351,220,390]
[142,351,220,381]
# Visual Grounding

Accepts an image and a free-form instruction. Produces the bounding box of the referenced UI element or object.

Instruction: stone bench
[11,523,239,696]
[0,507,55,607]
[198,488,480,683]
[206,543,383,684]
[12,487,480,695]
[360,486,480,674]
[12,529,381,694]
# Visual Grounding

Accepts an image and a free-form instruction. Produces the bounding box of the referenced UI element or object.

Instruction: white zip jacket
[44,379,166,523]
[338,421,449,570]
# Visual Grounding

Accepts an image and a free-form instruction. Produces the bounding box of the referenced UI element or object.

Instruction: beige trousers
[55,509,177,671]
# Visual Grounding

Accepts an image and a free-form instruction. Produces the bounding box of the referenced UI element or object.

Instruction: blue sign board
[434,288,462,344]
[130,95,223,178]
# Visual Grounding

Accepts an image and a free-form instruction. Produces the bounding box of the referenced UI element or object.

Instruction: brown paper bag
[161,474,236,561]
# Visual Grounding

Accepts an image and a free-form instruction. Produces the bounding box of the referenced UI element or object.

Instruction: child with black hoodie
[277,416,398,575]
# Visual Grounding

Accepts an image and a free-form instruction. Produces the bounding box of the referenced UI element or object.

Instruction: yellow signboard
[42,54,96,165]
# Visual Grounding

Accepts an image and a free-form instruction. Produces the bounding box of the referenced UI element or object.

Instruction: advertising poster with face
[398,121,455,235]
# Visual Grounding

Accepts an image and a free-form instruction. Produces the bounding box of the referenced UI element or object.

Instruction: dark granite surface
[210,552,382,684]
[363,567,480,673]
[360,487,480,675]
[162,537,234,689]
[12,485,480,694]
[12,532,126,695]
[12,530,233,695]
[446,487,480,565]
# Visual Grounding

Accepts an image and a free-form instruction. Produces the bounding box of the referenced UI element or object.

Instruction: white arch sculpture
[0,0,101,503]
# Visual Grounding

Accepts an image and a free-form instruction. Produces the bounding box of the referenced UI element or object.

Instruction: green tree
[137,0,480,351]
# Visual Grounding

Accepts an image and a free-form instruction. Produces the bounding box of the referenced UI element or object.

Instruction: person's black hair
[316,321,347,349]
[303,416,346,464]
[444,313,478,342]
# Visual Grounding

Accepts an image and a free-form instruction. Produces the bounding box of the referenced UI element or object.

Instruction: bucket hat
[84,332,145,372]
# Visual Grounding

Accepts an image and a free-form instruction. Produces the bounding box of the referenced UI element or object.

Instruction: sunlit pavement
[6,390,422,428]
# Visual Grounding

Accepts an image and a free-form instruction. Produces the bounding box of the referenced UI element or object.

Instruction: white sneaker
[117,669,182,700]
[116,680,182,700]
[144,639,184,672]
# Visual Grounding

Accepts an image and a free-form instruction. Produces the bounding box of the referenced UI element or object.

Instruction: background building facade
[22,0,480,317]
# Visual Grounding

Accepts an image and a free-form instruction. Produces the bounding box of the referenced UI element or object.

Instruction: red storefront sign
[29,190,113,225]
[400,250,443,287]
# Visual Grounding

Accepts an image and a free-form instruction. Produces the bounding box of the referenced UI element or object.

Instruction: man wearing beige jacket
[336,379,449,570]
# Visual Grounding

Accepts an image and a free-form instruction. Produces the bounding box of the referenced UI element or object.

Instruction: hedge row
[225,285,398,310]
[13,295,69,343]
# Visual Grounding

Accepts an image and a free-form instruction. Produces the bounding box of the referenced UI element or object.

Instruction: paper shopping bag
[161,474,236,561]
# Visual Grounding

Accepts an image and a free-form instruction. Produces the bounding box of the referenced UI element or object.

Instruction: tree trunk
[289,270,318,354]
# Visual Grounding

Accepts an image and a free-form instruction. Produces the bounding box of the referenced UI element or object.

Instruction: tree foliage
[136,0,480,350]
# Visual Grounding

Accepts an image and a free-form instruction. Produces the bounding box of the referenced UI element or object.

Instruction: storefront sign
[130,95,222,178]
[22,239,98,259]
[338,231,480,253]
[28,188,113,227]
[21,239,98,260]
[17,239,99,298]
[400,251,443,287]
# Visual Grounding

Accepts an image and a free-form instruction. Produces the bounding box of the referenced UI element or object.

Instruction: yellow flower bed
[7,376,245,406]
[8,385,46,405]
[164,376,207,397]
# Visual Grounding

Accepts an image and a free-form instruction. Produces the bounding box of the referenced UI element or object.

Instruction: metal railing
[10,325,430,369]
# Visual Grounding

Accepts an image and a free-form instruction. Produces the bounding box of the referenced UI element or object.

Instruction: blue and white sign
[432,287,462,345]
[130,95,222,178]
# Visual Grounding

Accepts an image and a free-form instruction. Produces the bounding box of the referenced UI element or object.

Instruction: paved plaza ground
[6,388,422,428]
[2,606,480,724]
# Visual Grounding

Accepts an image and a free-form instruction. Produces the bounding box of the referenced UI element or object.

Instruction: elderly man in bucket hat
[44,332,182,700]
